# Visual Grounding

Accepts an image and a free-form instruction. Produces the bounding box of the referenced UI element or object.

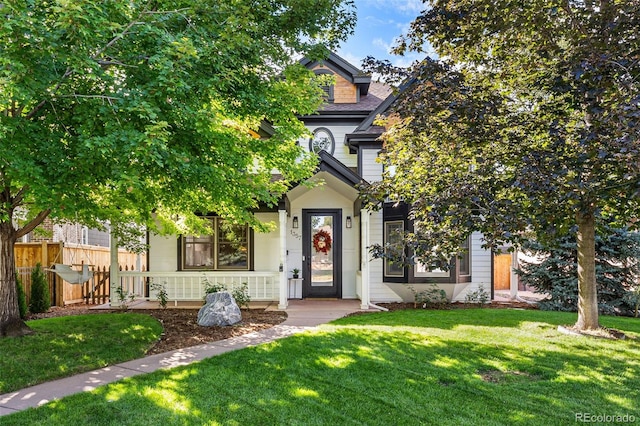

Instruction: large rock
[197,291,242,326]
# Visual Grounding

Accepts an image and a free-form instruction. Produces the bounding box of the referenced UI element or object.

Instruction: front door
[302,209,341,298]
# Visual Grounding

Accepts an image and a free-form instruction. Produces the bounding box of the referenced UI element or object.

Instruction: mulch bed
[27,299,540,355]
[27,305,288,355]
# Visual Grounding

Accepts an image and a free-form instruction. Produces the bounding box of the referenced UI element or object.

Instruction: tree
[517,226,640,316]
[0,0,356,336]
[364,0,640,330]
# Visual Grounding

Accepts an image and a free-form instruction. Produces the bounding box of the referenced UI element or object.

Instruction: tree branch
[10,185,28,209]
[15,209,52,239]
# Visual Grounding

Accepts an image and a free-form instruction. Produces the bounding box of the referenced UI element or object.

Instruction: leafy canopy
[364,0,640,262]
[0,0,356,240]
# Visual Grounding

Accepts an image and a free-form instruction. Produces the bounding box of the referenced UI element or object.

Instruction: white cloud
[364,0,426,15]
[372,37,392,53]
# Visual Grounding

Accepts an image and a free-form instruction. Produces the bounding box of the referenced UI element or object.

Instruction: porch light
[346,216,352,228]
[292,216,299,228]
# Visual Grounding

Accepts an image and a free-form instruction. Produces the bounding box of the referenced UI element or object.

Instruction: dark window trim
[309,127,336,155]
[178,217,253,271]
[382,202,409,283]
[382,202,472,284]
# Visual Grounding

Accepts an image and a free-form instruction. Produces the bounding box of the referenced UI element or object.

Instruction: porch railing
[118,271,280,305]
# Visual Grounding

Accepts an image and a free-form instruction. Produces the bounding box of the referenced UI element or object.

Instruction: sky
[336,0,433,71]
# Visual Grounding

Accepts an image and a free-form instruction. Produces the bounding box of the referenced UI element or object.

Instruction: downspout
[368,302,388,311]
[360,208,371,310]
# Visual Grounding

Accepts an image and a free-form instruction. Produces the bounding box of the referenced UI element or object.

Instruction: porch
[118,271,281,306]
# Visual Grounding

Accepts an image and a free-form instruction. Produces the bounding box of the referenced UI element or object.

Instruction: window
[182,218,250,270]
[384,220,405,277]
[81,226,89,245]
[309,127,335,154]
[459,236,471,276]
[382,202,472,283]
[415,261,450,278]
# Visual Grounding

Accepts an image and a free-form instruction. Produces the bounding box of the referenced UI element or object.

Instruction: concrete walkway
[0,300,367,417]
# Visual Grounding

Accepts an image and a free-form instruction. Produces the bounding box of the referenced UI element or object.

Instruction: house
[20,217,111,247]
[128,53,496,309]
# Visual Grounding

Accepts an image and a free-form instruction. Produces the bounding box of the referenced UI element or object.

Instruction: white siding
[451,232,493,302]
[148,233,178,272]
[361,148,383,182]
[253,213,280,272]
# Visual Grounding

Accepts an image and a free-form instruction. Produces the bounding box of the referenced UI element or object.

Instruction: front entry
[302,209,342,298]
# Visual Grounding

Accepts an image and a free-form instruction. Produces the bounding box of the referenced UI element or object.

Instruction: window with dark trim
[309,127,335,155]
[384,220,405,277]
[459,236,471,276]
[181,218,251,270]
[381,202,472,283]
[382,202,409,282]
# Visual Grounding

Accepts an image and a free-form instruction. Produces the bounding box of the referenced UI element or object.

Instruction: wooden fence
[15,242,146,306]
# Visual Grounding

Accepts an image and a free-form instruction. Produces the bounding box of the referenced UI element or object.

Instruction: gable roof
[317,150,365,186]
[299,52,393,117]
[300,52,371,92]
[345,78,415,151]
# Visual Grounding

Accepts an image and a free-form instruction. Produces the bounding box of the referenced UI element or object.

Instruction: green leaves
[0,0,355,237]
[364,0,640,260]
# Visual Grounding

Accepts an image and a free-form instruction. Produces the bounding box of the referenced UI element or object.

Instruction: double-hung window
[182,218,251,270]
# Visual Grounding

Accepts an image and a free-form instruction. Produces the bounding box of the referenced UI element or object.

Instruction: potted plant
[291,268,300,279]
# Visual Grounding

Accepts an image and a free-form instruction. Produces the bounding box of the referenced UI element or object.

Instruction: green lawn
[0,313,162,394]
[3,309,640,425]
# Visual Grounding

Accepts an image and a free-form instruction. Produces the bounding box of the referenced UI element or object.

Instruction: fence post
[40,242,48,269]
[109,232,120,307]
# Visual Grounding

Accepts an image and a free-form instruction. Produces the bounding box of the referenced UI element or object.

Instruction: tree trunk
[575,212,600,330]
[0,222,32,337]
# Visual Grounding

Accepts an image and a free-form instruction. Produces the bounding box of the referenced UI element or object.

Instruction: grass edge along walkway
[3,308,640,425]
[0,312,162,394]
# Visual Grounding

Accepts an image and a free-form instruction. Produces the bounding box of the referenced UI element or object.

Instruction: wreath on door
[312,230,332,254]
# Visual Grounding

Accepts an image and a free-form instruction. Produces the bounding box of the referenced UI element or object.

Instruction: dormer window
[309,127,335,154]
[314,69,335,103]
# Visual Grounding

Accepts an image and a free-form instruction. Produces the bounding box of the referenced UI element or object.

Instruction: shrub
[203,278,251,308]
[203,279,226,297]
[150,281,169,309]
[16,274,28,319]
[408,284,448,309]
[516,226,640,316]
[114,286,136,311]
[29,263,50,313]
[464,284,490,307]
[231,283,251,309]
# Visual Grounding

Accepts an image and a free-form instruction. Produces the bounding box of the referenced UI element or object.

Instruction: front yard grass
[3,309,640,425]
[0,313,162,394]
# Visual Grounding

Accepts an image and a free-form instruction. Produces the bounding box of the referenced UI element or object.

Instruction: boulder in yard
[197,291,242,326]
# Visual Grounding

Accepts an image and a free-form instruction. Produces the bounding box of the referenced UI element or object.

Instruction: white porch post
[509,249,519,300]
[278,209,288,310]
[360,209,371,310]
[109,229,120,307]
